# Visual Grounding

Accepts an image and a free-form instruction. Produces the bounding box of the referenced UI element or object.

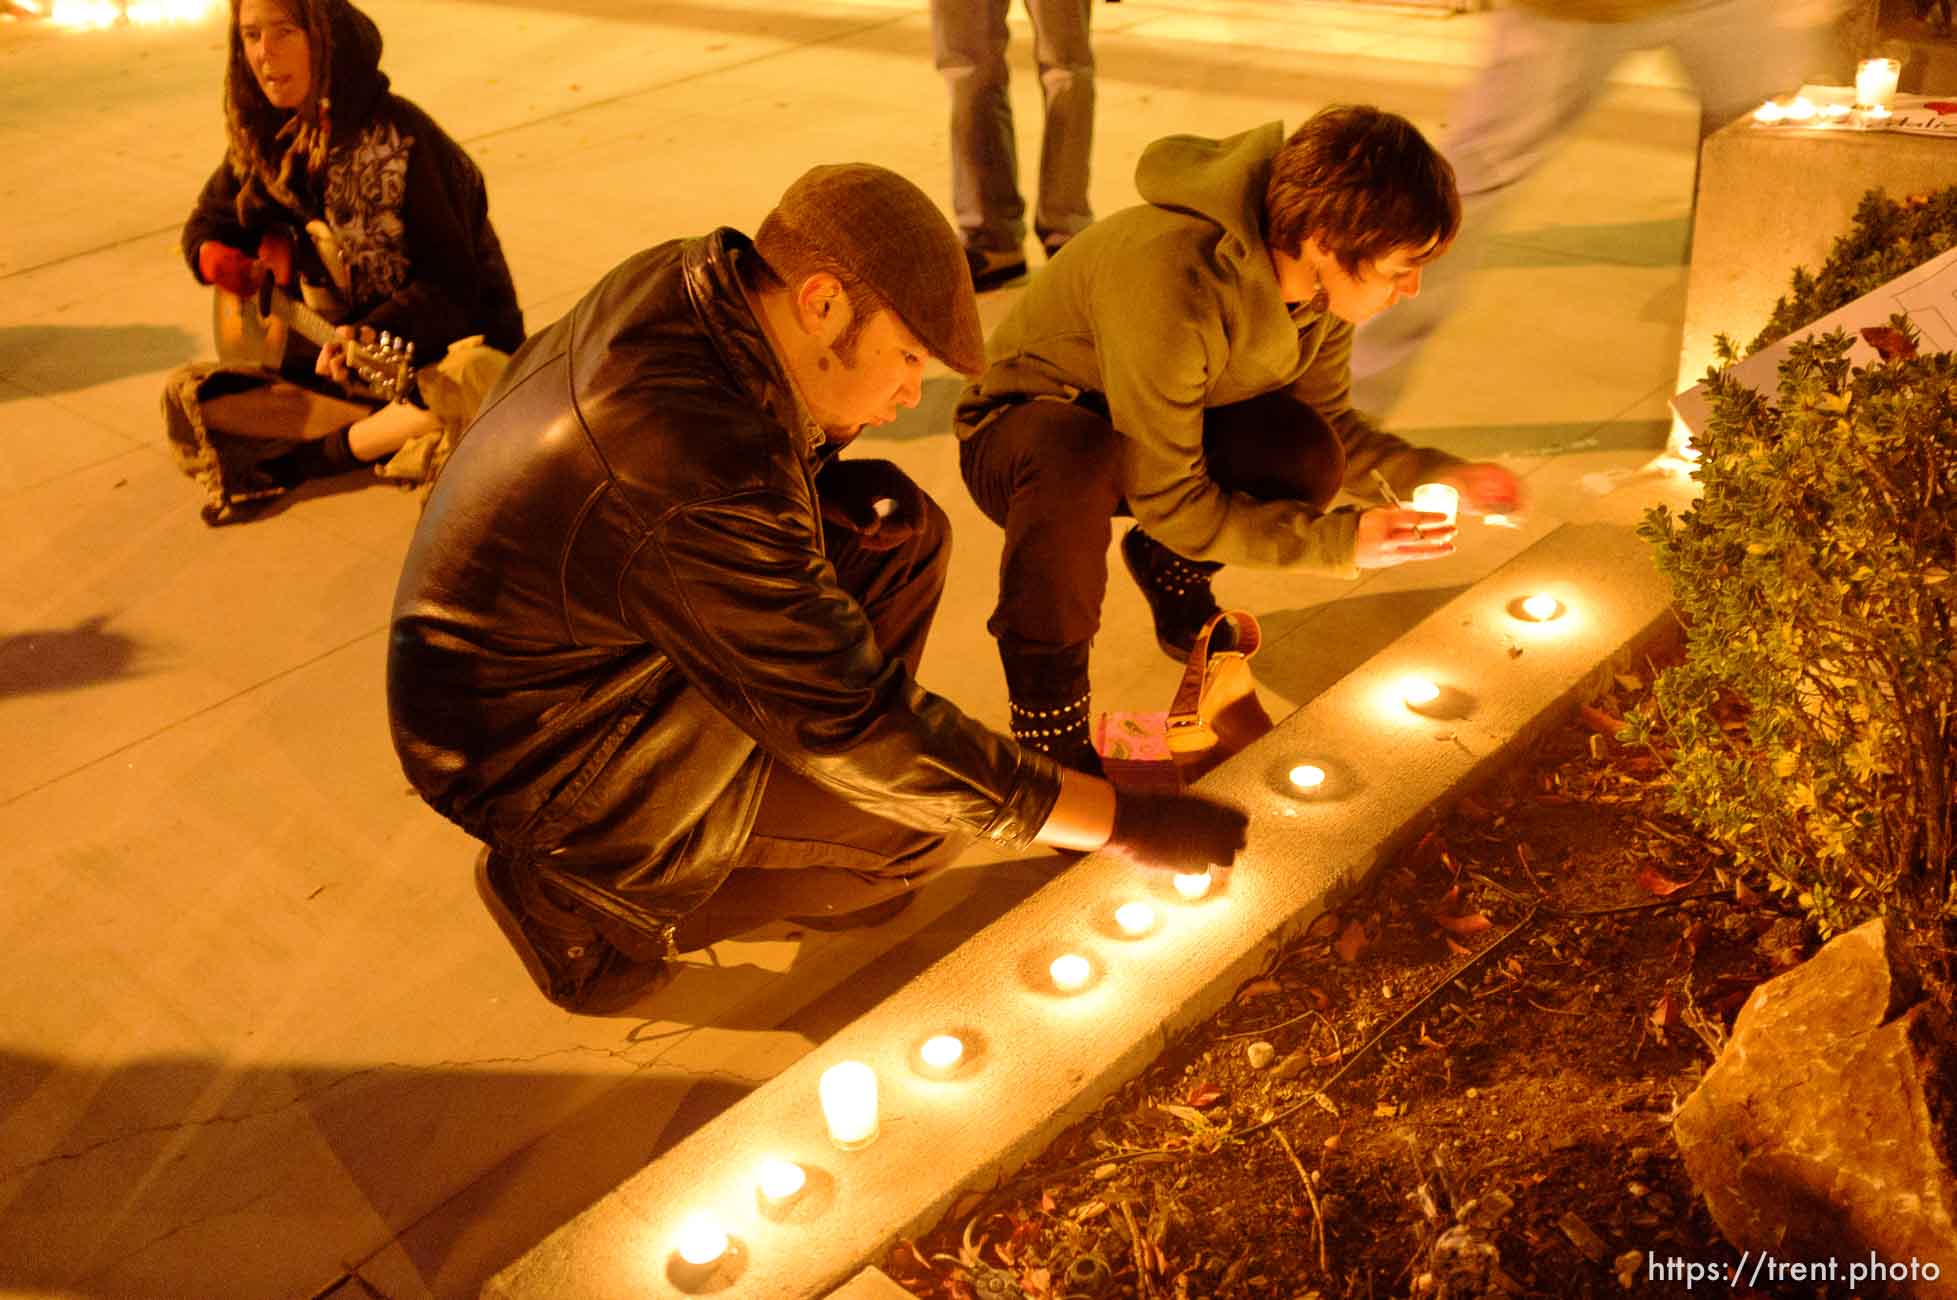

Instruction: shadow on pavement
[0,324,199,395]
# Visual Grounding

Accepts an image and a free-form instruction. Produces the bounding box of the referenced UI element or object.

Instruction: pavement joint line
[483,476,1694,1300]
[0,623,386,812]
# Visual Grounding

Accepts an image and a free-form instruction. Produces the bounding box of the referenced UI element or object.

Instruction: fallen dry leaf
[1579,704,1626,736]
[1235,976,1283,1003]
[1335,918,1372,963]
[1635,863,1694,898]
[1455,793,1494,821]
[1432,910,1493,936]
[1187,1081,1224,1108]
[1650,990,1681,1030]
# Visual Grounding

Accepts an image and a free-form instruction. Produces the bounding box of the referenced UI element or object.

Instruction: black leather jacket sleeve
[633,486,1055,845]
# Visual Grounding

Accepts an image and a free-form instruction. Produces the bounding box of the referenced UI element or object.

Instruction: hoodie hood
[320,0,389,131]
[1133,121,1285,275]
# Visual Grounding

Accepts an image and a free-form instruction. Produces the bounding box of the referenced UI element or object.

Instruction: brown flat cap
[764,163,987,376]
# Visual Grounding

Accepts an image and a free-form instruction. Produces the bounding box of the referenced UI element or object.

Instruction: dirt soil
[883,653,1837,1300]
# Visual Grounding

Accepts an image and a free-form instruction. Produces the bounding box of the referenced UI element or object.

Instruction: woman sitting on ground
[169,0,523,522]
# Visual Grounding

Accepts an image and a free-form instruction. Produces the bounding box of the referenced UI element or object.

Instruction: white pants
[1350,0,1849,415]
[930,0,1096,253]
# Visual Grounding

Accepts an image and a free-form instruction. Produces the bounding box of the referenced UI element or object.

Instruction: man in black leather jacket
[387,164,1248,1013]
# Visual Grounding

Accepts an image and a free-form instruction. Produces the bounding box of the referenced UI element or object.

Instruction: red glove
[198,241,262,297]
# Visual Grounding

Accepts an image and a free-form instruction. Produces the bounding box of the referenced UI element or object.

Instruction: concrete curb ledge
[482,477,1693,1300]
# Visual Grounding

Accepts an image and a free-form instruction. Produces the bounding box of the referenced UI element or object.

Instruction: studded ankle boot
[998,638,1103,777]
[1120,525,1223,660]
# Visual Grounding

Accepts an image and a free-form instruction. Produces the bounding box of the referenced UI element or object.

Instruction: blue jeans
[931,0,1096,253]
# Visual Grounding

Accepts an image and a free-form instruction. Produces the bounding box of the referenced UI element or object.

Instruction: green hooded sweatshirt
[953,121,1461,579]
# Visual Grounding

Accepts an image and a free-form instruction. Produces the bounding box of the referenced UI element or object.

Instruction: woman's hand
[1354,506,1455,568]
[316,324,375,388]
[1438,462,1526,518]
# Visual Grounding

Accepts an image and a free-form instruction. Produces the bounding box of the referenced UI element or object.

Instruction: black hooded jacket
[386,231,1061,929]
[182,0,522,362]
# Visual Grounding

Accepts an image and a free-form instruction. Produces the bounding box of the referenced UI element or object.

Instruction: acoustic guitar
[211,230,415,402]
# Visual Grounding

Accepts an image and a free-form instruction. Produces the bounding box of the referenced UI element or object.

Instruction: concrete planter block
[1674,918,1957,1297]
[481,484,1691,1300]
[1677,121,1957,406]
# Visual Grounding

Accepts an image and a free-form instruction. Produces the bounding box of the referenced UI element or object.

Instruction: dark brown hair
[1264,105,1460,274]
[223,0,336,220]
[751,215,888,364]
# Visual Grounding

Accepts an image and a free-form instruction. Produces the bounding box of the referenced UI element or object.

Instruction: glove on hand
[1105,790,1249,873]
[198,241,262,297]
[817,457,927,553]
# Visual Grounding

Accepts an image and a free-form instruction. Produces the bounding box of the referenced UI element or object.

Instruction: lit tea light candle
[674,1212,729,1267]
[1399,675,1441,708]
[1822,102,1852,120]
[1519,593,1564,622]
[1115,900,1157,935]
[756,1158,807,1208]
[1173,870,1213,900]
[1787,96,1817,121]
[919,1034,965,1072]
[818,1061,879,1149]
[1753,100,1784,124]
[1288,763,1326,791]
[1410,482,1459,527]
[1856,57,1900,109]
[1049,953,1092,991]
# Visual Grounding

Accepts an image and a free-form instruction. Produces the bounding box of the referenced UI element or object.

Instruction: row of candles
[1752,57,1902,126]
[665,487,1576,1287]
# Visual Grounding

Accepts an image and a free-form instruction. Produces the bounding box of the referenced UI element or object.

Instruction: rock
[1458,1190,1514,1229]
[1246,1041,1275,1069]
[1674,918,1957,1296]
[1271,1048,1310,1080]
[1557,1211,1608,1262]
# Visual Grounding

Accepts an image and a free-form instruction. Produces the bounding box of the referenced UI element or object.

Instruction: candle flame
[1399,676,1441,708]
[919,1034,965,1070]
[1050,953,1091,990]
[1115,900,1156,934]
[675,1212,728,1266]
[1172,870,1212,900]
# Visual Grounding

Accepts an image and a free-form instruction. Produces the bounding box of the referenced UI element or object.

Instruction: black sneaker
[1121,525,1223,661]
[966,245,1029,293]
[474,849,672,1013]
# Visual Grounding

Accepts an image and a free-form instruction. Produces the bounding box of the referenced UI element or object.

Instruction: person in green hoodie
[956,105,1525,774]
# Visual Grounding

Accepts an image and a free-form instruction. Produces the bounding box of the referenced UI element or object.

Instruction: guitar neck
[268,286,351,352]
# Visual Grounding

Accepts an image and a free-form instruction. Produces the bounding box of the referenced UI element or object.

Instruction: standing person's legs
[1024,0,1095,255]
[960,399,1127,772]
[1349,8,1625,417]
[1665,0,1848,134]
[933,0,1028,283]
[1120,390,1346,657]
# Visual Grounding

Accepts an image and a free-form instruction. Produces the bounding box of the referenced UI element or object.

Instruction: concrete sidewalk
[0,1,1699,1295]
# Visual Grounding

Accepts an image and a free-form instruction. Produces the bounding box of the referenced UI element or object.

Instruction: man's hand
[1354,506,1455,568]
[817,457,927,552]
[1438,462,1526,518]
[1104,790,1249,872]
[198,241,263,297]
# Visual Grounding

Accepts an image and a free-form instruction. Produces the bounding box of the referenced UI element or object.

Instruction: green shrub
[1631,327,1957,936]
[1751,186,1957,353]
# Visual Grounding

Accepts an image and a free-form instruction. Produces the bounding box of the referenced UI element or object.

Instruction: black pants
[959,388,1345,650]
